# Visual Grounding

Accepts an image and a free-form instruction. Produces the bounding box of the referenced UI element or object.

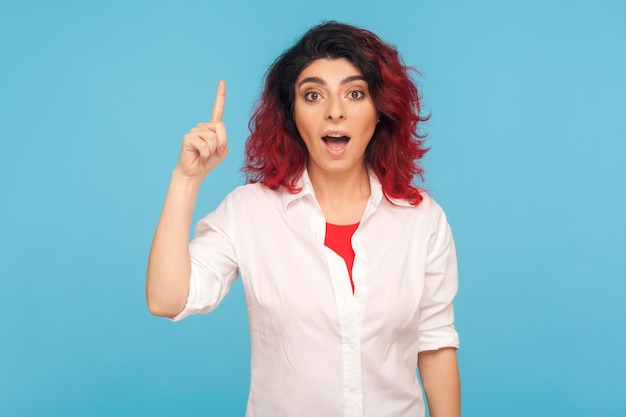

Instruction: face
[294,58,378,178]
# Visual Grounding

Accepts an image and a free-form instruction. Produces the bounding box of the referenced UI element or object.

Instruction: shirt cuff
[417,324,460,352]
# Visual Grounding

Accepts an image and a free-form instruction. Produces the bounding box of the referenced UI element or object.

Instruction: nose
[325,96,345,121]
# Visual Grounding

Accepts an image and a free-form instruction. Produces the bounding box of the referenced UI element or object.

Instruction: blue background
[1,0,625,416]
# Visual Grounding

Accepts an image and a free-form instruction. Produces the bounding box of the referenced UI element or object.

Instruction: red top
[324,222,359,293]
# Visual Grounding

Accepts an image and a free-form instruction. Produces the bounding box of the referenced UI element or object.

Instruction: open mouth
[322,134,350,152]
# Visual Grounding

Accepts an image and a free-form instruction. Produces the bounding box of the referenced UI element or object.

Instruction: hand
[175,80,228,179]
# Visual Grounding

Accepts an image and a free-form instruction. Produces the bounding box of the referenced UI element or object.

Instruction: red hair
[244,21,429,205]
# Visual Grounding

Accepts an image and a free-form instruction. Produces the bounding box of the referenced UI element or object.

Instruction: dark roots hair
[244,21,429,205]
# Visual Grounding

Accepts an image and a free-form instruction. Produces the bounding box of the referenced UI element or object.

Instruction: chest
[234,205,431,336]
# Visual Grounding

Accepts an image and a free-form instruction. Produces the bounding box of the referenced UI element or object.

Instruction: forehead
[296,58,364,83]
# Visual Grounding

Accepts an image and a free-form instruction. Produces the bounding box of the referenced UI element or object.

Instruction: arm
[146,81,228,317]
[418,347,460,417]
[145,170,202,317]
[417,203,461,416]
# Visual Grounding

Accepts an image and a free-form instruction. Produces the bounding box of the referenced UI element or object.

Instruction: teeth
[326,133,344,138]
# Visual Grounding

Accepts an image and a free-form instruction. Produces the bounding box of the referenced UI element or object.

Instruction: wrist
[171,166,204,192]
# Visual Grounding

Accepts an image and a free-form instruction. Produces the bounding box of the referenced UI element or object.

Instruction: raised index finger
[210,80,226,122]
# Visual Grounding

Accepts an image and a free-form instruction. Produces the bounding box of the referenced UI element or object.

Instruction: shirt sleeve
[417,204,460,352]
[169,195,239,322]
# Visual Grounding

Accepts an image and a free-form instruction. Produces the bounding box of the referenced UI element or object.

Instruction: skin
[294,58,378,225]
[419,347,461,417]
[146,63,460,417]
[145,80,227,317]
[294,60,460,417]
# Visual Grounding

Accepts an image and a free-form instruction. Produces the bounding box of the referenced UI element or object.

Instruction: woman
[147,21,460,417]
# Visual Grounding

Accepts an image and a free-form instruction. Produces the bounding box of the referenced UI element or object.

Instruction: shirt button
[349,341,357,349]
[349,386,356,394]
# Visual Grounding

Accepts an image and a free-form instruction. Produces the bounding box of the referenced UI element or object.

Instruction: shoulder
[380,191,452,239]
[387,191,446,220]
[419,192,447,221]
[196,183,281,231]
[214,183,285,218]
[224,182,281,204]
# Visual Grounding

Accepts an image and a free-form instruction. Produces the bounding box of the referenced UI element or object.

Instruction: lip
[321,130,351,156]
[321,129,350,138]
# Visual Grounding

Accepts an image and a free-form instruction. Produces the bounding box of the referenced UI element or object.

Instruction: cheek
[293,112,305,135]
[358,112,378,133]
[356,102,378,125]
[294,117,307,139]
[294,109,318,137]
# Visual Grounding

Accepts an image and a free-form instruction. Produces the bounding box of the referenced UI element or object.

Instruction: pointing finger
[210,80,226,122]
[214,120,228,155]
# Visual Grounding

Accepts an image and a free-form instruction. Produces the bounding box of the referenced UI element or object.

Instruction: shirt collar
[281,168,414,210]
[281,168,316,209]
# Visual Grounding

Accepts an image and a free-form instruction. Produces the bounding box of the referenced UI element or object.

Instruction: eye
[304,91,321,101]
[348,90,365,100]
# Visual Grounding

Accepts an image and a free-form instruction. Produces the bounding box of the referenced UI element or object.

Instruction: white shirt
[172,170,459,417]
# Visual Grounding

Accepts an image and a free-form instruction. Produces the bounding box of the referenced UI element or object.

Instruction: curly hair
[244,21,429,205]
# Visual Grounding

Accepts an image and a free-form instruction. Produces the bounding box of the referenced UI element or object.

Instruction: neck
[307,164,371,225]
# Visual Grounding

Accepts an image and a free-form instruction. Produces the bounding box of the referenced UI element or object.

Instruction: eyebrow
[297,75,367,88]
